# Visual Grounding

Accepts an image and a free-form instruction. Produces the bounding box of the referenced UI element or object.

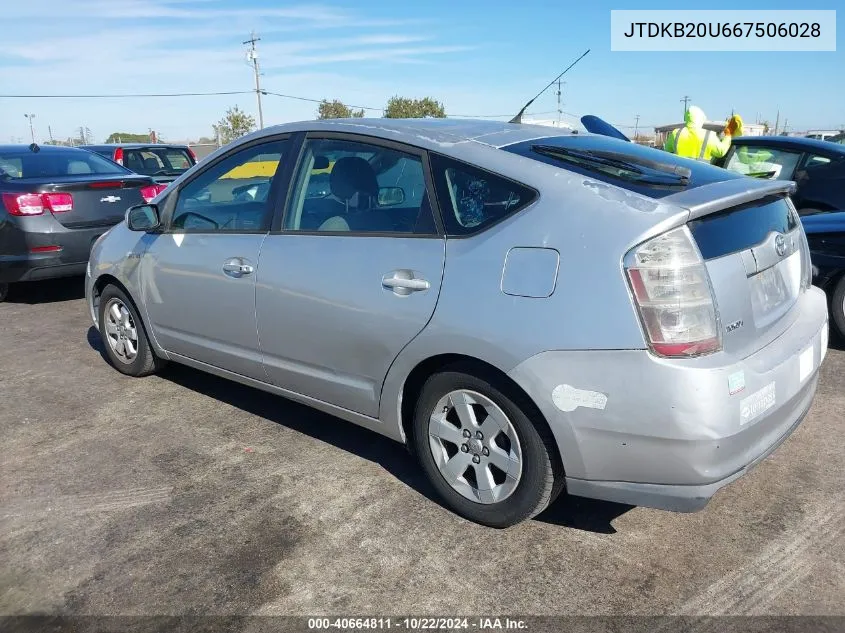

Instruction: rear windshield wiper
[532,145,691,187]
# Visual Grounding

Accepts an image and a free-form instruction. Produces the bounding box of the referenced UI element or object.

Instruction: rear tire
[98,284,164,377]
[0,283,8,303]
[831,276,845,340]
[412,370,561,528]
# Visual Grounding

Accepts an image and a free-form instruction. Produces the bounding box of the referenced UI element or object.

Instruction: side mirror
[378,186,405,207]
[126,204,160,231]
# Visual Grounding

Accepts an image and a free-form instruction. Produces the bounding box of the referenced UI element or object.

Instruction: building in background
[653,121,766,148]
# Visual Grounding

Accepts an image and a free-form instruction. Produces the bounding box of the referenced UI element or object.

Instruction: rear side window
[429,153,536,235]
[0,149,128,180]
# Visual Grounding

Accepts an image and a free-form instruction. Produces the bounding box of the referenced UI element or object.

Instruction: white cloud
[0,2,477,142]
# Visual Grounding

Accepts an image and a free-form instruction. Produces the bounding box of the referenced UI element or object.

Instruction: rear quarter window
[429,153,537,235]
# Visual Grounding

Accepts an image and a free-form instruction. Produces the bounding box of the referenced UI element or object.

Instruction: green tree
[212,105,256,145]
[383,96,446,119]
[105,132,150,143]
[317,99,365,120]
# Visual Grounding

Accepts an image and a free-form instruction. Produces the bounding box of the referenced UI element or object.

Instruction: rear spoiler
[663,178,796,220]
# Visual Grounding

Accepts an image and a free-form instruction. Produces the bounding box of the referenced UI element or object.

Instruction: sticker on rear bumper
[552,384,608,412]
[740,382,776,426]
[728,370,746,395]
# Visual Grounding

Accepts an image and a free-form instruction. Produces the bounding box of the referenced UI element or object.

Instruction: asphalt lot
[1,277,844,619]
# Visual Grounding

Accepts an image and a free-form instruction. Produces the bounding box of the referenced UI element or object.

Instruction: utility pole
[48,125,54,144]
[680,95,690,119]
[24,113,36,143]
[634,114,640,142]
[782,118,788,136]
[243,31,264,129]
[556,80,565,128]
[773,109,780,136]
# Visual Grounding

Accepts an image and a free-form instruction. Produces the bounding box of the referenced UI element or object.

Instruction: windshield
[123,147,194,176]
[0,149,129,180]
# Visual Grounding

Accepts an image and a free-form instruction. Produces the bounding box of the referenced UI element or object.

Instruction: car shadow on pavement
[5,276,86,304]
[85,326,633,533]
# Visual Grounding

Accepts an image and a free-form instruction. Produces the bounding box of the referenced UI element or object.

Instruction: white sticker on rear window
[552,384,608,412]
[740,382,776,426]
[799,346,814,383]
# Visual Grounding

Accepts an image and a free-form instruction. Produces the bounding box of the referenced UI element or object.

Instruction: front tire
[831,275,845,340]
[98,284,164,377]
[412,370,561,528]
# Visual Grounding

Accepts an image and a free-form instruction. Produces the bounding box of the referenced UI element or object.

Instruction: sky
[1,0,842,144]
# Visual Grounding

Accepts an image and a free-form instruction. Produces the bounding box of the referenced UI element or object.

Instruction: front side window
[724,146,803,180]
[429,153,536,235]
[284,138,435,235]
[170,139,287,233]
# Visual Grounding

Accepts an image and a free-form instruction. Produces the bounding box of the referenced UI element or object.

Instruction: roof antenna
[510,49,590,124]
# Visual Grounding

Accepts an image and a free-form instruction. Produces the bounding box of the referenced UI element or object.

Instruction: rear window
[724,146,802,180]
[687,195,798,260]
[123,148,194,176]
[501,135,741,199]
[0,149,128,180]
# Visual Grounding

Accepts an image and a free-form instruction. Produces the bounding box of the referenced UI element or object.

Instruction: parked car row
[1,119,839,528]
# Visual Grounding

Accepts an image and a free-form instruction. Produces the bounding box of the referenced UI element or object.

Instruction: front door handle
[382,270,430,296]
[222,257,255,278]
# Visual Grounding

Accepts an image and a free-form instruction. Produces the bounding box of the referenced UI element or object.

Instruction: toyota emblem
[775,234,786,257]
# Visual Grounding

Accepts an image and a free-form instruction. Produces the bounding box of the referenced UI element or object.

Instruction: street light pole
[24,113,36,143]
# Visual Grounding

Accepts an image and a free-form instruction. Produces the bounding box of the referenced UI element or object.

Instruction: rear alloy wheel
[98,284,164,377]
[831,276,845,340]
[0,283,8,303]
[413,370,560,528]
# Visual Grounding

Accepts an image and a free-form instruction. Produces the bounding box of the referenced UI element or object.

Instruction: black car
[0,144,164,301]
[802,210,845,338]
[715,136,845,216]
[81,143,197,184]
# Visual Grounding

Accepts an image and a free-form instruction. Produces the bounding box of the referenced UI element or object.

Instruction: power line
[0,91,253,98]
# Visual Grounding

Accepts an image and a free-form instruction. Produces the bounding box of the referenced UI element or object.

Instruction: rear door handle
[382,270,430,295]
[223,257,255,278]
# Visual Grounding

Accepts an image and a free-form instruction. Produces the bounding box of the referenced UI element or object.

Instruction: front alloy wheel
[103,298,139,363]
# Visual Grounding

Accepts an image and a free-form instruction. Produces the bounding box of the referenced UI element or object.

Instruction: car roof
[732,135,845,154]
[0,144,95,153]
[82,143,189,149]
[259,118,577,150]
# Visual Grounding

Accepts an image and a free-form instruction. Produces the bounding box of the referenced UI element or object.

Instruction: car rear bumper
[508,286,829,512]
[0,222,111,283]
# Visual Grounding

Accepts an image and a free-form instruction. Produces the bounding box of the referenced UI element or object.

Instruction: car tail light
[42,192,73,213]
[29,245,62,253]
[625,226,721,358]
[89,181,124,189]
[2,192,75,216]
[140,183,168,203]
[113,147,124,165]
[187,147,197,162]
[2,192,45,215]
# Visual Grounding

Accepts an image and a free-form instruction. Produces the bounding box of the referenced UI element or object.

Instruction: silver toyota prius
[86,118,829,528]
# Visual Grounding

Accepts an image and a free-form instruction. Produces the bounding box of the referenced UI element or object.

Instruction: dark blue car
[802,211,845,337]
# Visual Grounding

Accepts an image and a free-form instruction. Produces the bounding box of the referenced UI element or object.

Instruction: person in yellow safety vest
[664,106,742,162]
